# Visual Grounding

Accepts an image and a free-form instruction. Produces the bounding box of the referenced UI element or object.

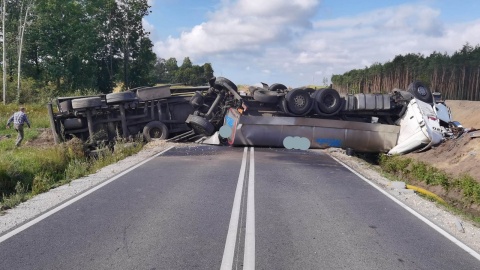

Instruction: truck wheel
[313,88,341,114]
[143,121,169,141]
[268,83,287,92]
[407,81,433,104]
[106,92,137,104]
[72,97,102,110]
[186,115,215,136]
[285,88,313,115]
[215,77,238,93]
[253,89,279,103]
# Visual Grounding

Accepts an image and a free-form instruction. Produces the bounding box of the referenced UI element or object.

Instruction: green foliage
[65,159,90,182]
[379,155,480,204]
[1,182,29,210]
[0,139,144,209]
[1,0,216,101]
[378,154,411,174]
[155,57,214,85]
[2,0,159,97]
[454,175,480,204]
[0,104,145,209]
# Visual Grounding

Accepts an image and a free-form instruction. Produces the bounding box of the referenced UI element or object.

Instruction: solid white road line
[220,147,249,270]
[330,155,480,262]
[243,147,256,270]
[0,146,176,244]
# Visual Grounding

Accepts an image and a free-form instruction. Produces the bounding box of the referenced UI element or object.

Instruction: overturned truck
[48,77,457,154]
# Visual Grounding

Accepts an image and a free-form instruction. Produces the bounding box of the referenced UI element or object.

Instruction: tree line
[0,0,214,104]
[331,43,480,101]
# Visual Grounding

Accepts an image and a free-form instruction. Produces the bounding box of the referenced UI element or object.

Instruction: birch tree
[2,0,6,104]
[16,0,34,101]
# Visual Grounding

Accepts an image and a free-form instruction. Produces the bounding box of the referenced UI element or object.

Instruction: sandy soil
[405,100,480,184]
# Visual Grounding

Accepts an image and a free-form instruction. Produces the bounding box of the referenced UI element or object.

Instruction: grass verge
[0,138,144,211]
[1,102,147,211]
[378,154,480,223]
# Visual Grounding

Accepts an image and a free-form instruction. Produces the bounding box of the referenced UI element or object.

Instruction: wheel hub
[324,94,335,107]
[417,86,427,96]
[294,95,306,107]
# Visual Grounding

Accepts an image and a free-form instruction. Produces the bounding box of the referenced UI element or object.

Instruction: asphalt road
[0,145,479,270]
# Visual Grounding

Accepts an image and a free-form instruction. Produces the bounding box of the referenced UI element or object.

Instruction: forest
[0,0,213,104]
[3,0,479,104]
[331,44,480,101]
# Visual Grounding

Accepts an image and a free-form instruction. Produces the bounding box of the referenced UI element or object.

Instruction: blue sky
[144,0,480,87]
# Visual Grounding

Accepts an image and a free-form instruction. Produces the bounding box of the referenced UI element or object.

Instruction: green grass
[0,103,145,210]
[1,103,51,150]
[378,154,480,216]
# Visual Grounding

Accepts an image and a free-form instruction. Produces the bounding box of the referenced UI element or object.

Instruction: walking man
[6,107,31,147]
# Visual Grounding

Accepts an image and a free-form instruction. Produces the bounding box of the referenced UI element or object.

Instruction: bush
[1,182,29,210]
[379,154,411,174]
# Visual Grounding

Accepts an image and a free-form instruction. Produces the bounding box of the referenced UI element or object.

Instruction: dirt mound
[406,132,480,181]
[25,128,56,147]
[445,100,480,129]
[405,100,480,184]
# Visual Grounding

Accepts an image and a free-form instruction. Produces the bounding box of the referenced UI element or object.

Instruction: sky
[143,0,480,87]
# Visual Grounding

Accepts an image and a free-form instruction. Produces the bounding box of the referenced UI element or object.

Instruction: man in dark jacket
[6,107,31,147]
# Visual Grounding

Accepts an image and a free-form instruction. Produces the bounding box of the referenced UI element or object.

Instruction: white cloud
[297,4,480,71]
[152,2,480,87]
[143,18,155,34]
[154,0,320,59]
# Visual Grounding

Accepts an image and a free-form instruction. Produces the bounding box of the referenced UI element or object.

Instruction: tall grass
[0,103,145,210]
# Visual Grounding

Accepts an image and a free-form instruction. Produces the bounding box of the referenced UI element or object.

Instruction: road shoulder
[324,148,480,255]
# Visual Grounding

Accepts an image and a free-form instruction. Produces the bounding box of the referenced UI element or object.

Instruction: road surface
[0,145,479,269]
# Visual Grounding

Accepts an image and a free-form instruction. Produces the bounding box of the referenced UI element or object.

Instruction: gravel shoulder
[1,142,479,258]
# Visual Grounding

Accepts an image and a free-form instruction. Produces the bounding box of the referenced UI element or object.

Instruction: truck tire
[279,97,296,116]
[186,115,215,136]
[407,81,433,104]
[106,92,137,104]
[268,83,287,92]
[72,97,102,110]
[253,89,279,103]
[313,88,342,114]
[215,77,238,93]
[143,121,169,141]
[285,88,313,115]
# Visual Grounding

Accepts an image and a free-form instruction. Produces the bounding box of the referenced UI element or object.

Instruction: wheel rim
[294,95,306,108]
[149,128,163,139]
[417,86,427,96]
[323,94,336,107]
